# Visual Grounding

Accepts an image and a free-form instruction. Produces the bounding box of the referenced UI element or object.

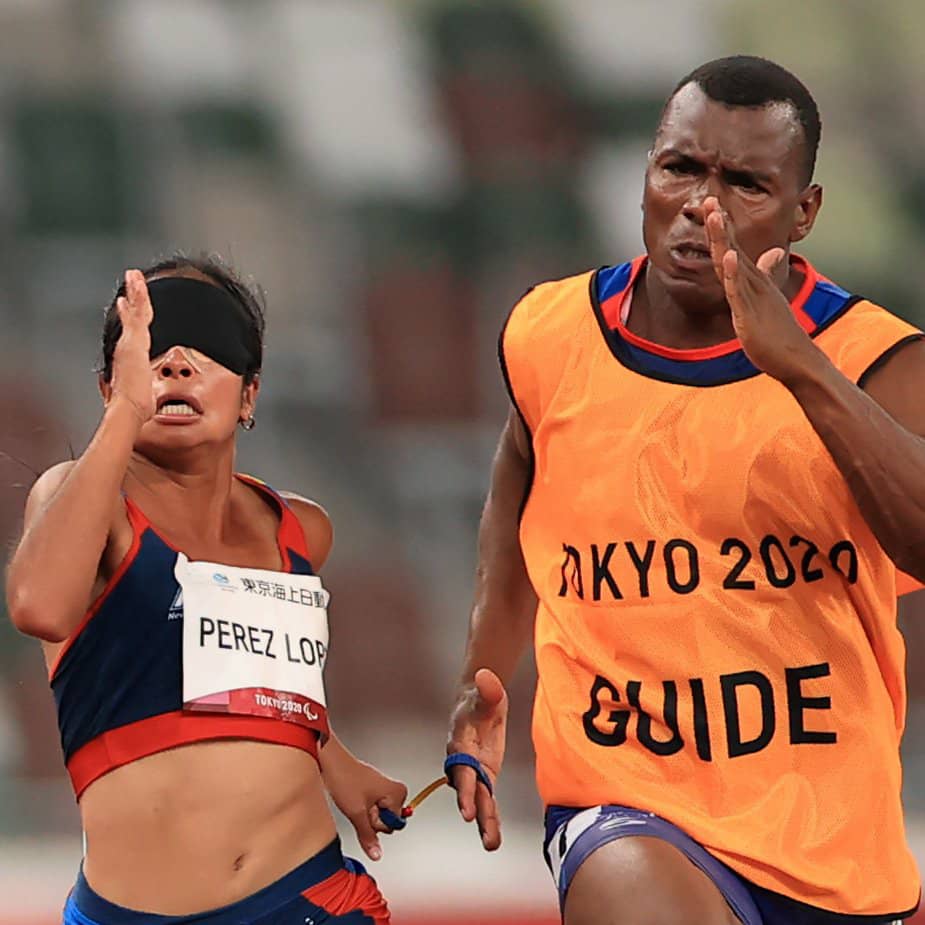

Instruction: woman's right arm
[6,401,144,641]
[6,270,155,641]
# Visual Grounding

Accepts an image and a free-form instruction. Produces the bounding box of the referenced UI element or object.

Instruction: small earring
[240,415,256,431]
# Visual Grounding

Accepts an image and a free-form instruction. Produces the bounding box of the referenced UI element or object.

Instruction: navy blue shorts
[543,805,911,925]
[62,838,389,924]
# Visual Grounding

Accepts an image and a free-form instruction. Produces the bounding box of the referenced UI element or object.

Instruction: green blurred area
[720,0,925,324]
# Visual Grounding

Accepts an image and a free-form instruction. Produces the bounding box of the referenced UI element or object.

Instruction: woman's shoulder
[24,460,78,516]
[277,491,334,569]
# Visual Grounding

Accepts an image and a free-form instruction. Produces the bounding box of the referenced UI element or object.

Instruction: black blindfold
[145,277,258,376]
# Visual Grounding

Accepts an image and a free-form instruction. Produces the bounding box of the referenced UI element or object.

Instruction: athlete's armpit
[509,407,531,462]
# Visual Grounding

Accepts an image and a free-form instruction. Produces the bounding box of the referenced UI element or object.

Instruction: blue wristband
[377,806,407,831]
[444,753,494,796]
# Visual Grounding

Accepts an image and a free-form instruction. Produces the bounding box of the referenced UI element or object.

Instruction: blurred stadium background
[1,1,925,922]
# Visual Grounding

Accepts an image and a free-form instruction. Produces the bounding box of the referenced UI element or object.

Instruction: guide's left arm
[705,199,925,583]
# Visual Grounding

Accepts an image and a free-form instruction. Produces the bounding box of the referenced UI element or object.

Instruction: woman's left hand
[327,759,408,861]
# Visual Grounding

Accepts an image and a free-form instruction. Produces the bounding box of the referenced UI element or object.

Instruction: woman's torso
[45,473,337,913]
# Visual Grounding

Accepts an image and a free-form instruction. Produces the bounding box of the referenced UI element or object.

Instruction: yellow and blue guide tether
[377,754,494,831]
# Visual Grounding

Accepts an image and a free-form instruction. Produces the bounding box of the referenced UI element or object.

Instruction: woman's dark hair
[99,252,266,384]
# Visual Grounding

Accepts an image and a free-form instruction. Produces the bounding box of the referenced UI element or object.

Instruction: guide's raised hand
[704,197,819,385]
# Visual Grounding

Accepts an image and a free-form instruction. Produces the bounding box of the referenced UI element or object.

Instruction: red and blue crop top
[49,475,325,798]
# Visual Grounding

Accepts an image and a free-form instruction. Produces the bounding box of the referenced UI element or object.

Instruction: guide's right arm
[5,271,153,642]
[457,407,537,688]
[445,405,538,850]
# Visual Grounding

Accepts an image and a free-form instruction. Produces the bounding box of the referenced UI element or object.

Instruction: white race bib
[176,553,329,732]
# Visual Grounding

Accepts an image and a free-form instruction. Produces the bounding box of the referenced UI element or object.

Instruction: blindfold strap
[146,277,257,376]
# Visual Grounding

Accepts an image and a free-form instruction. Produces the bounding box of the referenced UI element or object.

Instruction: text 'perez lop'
[198,618,327,668]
